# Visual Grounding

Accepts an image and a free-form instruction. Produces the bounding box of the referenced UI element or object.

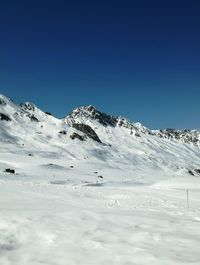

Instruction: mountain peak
[66,105,150,134]
[67,105,118,127]
[20,102,36,112]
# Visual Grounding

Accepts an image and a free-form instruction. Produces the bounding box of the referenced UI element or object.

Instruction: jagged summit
[20,102,37,112]
[66,105,147,131]
[67,105,118,127]
[64,104,200,145]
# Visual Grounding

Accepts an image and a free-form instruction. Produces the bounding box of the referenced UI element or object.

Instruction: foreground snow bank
[0,182,200,265]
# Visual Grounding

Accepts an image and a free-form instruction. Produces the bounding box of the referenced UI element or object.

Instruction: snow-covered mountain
[66,105,200,145]
[1,93,200,265]
[0,93,200,184]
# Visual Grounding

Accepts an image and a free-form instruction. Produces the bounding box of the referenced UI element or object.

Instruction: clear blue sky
[0,0,199,129]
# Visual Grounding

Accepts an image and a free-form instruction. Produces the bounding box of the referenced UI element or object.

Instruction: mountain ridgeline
[0,94,199,146]
[1,93,200,180]
[66,105,200,145]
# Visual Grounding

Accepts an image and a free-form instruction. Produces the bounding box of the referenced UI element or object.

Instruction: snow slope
[0,93,200,265]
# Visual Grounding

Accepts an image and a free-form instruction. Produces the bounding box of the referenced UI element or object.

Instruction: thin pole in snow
[186,189,189,208]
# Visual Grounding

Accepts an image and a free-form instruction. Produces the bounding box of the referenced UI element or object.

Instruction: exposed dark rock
[70,132,85,141]
[72,123,102,143]
[118,119,135,130]
[28,114,39,122]
[87,107,117,127]
[67,106,152,138]
[194,169,200,174]
[98,175,103,179]
[183,129,191,133]
[70,166,74,168]
[188,170,195,176]
[45,112,52,116]
[4,168,15,174]
[166,128,176,133]
[0,113,11,121]
[59,130,67,135]
[0,99,6,106]
[68,106,118,127]
[155,129,200,145]
[20,102,36,111]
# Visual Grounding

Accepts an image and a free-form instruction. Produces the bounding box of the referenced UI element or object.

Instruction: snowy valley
[0,93,200,265]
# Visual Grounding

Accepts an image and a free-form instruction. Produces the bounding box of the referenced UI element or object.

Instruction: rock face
[28,114,39,122]
[117,117,150,134]
[67,105,118,127]
[20,102,36,112]
[70,132,85,141]
[66,105,147,131]
[65,105,150,143]
[0,99,6,106]
[72,123,102,143]
[0,113,11,121]
[152,129,200,145]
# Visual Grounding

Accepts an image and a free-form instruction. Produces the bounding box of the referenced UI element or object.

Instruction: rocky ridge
[66,105,200,146]
[0,94,199,146]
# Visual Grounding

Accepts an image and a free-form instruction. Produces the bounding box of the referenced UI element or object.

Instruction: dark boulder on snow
[59,130,67,135]
[4,168,15,174]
